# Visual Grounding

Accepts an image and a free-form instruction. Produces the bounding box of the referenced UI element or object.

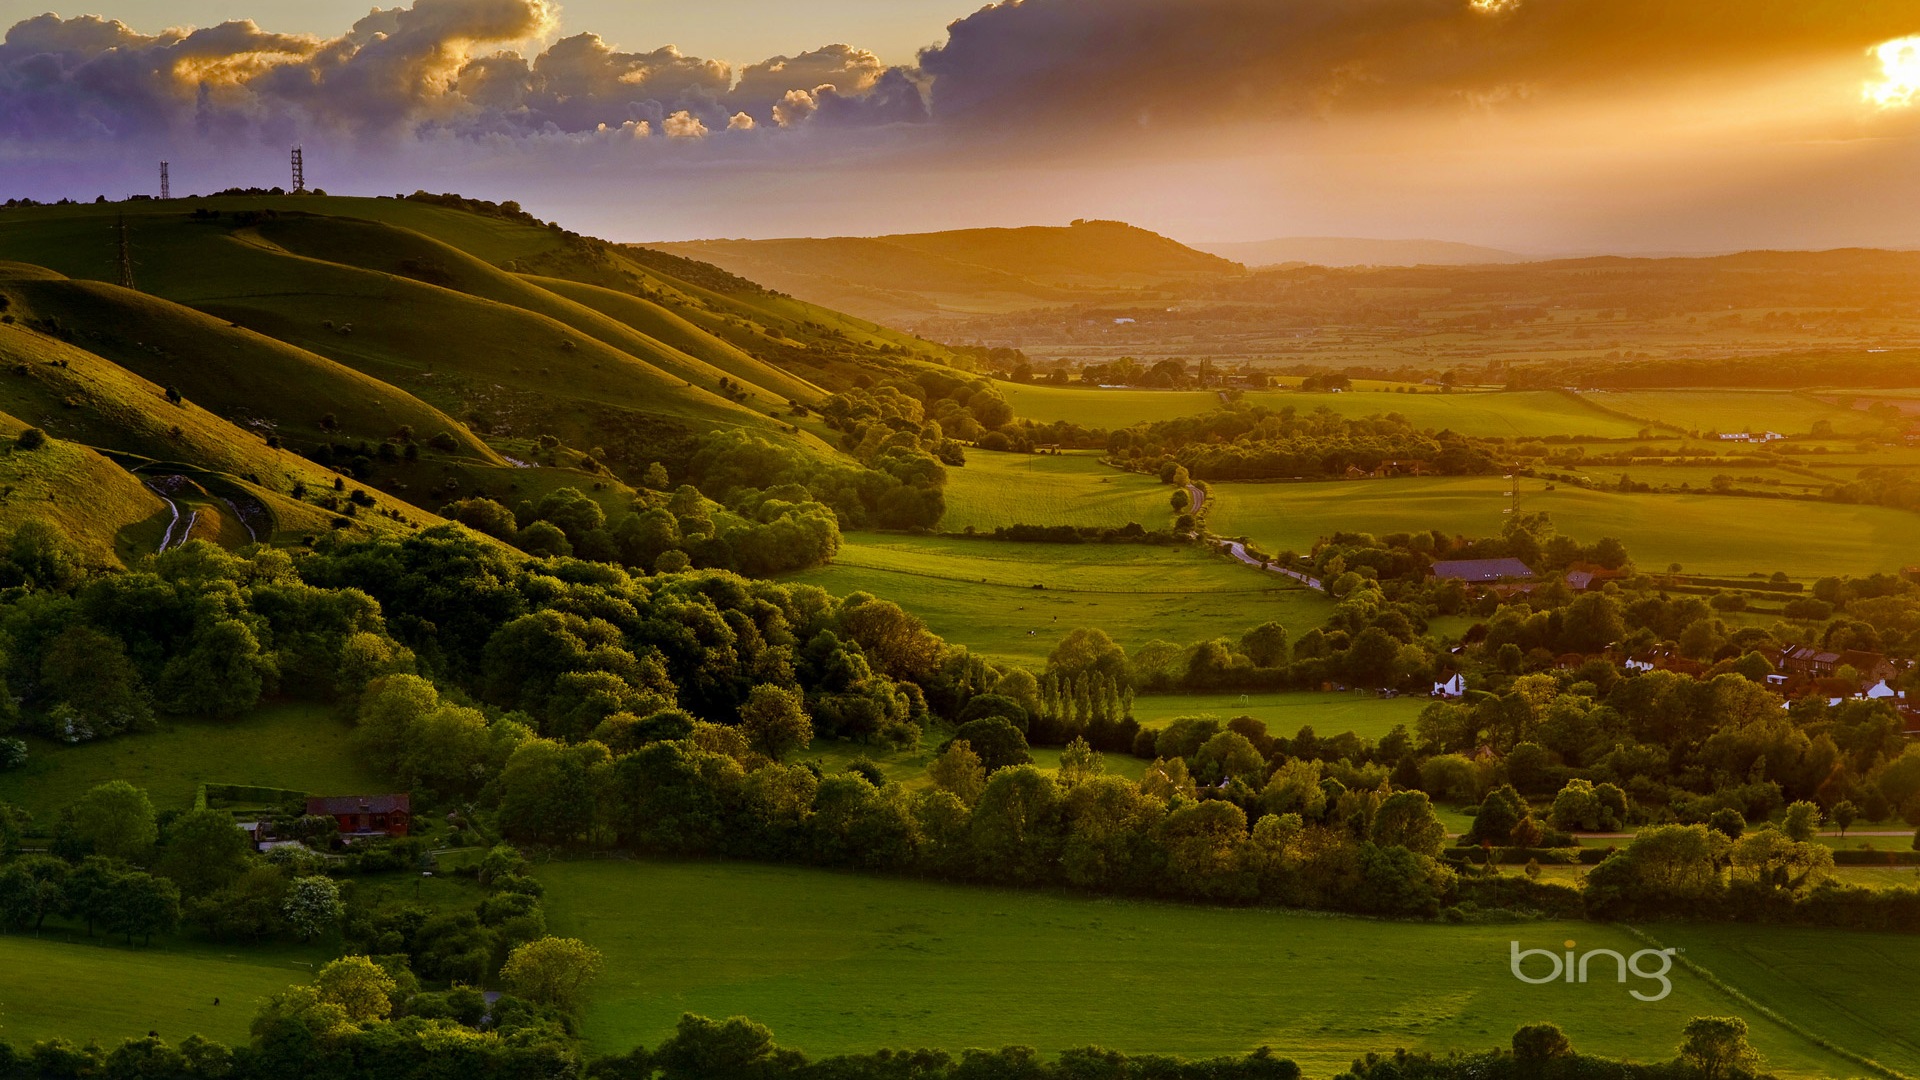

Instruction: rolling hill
[0,192,975,564]
[648,219,1244,323]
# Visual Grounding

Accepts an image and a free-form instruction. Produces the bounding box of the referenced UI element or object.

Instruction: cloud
[0,0,923,150]
[917,0,1920,132]
[727,111,755,131]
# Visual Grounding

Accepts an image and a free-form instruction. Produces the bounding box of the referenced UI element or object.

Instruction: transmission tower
[290,146,305,193]
[159,162,169,200]
[115,214,134,291]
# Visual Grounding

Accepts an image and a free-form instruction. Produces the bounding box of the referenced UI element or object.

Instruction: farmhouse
[307,794,412,840]
[1430,558,1534,583]
[1432,673,1466,699]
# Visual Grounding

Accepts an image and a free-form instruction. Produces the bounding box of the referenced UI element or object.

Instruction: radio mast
[159,162,169,201]
[291,146,305,193]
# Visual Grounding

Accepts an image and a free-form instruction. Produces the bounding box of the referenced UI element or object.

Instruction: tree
[1464,785,1528,846]
[737,684,812,760]
[104,871,179,945]
[159,809,251,897]
[14,427,45,450]
[642,462,670,490]
[72,781,157,862]
[1189,732,1264,787]
[1056,737,1104,787]
[1512,1022,1574,1061]
[313,956,397,1023]
[1370,791,1447,857]
[501,936,604,1014]
[1679,1016,1762,1080]
[929,740,987,805]
[1781,800,1820,843]
[1832,800,1858,837]
[1240,622,1290,668]
[1708,808,1746,839]
[283,875,343,941]
[945,717,1030,773]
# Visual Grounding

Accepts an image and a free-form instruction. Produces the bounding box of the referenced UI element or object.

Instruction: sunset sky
[3,0,1920,253]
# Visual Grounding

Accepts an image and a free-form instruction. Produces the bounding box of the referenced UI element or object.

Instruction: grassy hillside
[0,408,168,565]
[538,859,1888,1079]
[652,220,1242,323]
[0,267,500,460]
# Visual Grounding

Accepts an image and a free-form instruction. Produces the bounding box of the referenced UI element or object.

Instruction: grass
[1578,390,1878,436]
[941,451,1173,532]
[1241,389,1649,439]
[0,414,168,567]
[0,934,321,1048]
[997,385,1225,428]
[1131,691,1426,740]
[537,858,1883,1079]
[0,701,384,822]
[784,533,1332,668]
[1208,475,1920,578]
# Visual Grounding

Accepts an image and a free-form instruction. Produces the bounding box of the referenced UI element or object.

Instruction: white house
[1432,674,1466,699]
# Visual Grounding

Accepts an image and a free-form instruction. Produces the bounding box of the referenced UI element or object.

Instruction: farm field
[0,934,319,1047]
[942,450,1172,532]
[1130,691,1425,740]
[1577,390,1878,435]
[0,701,378,821]
[1207,475,1920,579]
[785,533,1331,667]
[1240,388,1649,439]
[996,384,1222,427]
[537,858,1890,1078]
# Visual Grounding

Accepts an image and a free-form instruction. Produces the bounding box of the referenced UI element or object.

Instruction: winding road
[1220,539,1325,592]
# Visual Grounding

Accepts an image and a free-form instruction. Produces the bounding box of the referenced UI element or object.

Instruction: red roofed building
[306,794,411,839]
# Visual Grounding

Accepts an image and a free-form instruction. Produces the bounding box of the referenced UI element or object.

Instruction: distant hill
[648,220,1243,324]
[1192,237,1527,268]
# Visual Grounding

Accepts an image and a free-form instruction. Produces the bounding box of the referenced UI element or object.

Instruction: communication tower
[291,146,305,193]
[159,161,169,200]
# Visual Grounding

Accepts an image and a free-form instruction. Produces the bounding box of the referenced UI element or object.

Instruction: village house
[1432,673,1466,699]
[306,794,412,840]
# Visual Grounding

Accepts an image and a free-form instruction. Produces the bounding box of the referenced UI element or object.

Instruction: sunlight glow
[1468,0,1521,12]
[1866,35,1920,109]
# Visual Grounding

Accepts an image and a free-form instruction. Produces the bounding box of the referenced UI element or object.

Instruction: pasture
[0,934,318,1047]
[1577,390,1877,436]
[785,534,1331,667]
[0,702,379,822]
[1131,691,1426,740]
[1207,475,1920,579]
[1240,388,1649,439]
[942,451,1172,532]
[997,384,1222,427]
[537,858,1897,1078]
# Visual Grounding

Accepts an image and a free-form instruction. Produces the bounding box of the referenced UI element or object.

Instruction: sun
[1866,35,1920,109]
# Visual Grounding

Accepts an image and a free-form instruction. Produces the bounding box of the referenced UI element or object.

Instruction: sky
[3,0,1920,253]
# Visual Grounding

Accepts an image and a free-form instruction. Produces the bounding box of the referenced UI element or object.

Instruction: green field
[1578,390,1877,435]
[785,534,1331,667]
[942,451,1173,532]
[538,859,1896,1078]
[1208,475,1920,579]
[0,701,381,822]
[1241,389,1649,439]
[998,385,1223,427]
[1131,691,1426,740]
[0,934,319,1047]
